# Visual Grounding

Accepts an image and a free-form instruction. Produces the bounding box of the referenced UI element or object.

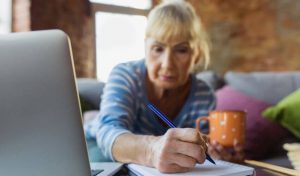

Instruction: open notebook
[127,159,255,176]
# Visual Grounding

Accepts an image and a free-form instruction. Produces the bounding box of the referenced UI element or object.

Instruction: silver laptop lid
[0,30,91,176]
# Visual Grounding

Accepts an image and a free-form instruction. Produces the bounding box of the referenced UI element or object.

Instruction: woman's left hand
[207,140,245,163]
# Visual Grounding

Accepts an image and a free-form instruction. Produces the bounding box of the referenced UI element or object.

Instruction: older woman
[86,0,243,173]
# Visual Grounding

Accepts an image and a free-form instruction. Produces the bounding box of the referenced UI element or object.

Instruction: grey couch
[78,71,300,168]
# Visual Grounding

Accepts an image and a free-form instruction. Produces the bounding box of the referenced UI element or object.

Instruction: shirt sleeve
[200,83,216,133]
[95,63,138,161]
[184,78,216,130]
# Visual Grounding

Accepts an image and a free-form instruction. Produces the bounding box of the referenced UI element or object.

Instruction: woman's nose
[161,50,173,69]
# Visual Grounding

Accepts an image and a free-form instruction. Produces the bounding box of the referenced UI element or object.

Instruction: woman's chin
[157,81,179,89]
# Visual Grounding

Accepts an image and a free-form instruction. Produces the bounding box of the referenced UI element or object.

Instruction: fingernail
[234,139,238,145]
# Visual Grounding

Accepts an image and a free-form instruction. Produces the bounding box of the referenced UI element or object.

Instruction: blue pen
[147,103,216,165]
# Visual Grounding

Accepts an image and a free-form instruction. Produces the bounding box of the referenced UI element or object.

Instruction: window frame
[90,2,152,79]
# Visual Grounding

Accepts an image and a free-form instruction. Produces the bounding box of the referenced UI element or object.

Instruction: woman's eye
[176,47,189,53]
[153,46,164,53]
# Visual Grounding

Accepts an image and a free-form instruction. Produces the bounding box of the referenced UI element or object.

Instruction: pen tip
[206,153,216,165]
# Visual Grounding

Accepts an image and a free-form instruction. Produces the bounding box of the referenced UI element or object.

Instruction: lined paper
[127,159,254,176]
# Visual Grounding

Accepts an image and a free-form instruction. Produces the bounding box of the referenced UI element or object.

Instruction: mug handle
[196,116,209,134]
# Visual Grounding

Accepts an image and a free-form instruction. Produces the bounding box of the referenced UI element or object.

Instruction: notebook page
[127,159,254,176]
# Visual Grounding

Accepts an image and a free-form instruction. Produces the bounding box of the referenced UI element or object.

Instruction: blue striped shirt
[85,59,215,161]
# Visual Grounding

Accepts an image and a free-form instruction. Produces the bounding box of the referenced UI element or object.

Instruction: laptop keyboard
[91,169,103,176]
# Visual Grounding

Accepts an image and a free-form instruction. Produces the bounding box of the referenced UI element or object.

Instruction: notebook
[127,159,255,176]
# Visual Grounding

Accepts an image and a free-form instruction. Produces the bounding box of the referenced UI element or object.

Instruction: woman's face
[145,37,196,90]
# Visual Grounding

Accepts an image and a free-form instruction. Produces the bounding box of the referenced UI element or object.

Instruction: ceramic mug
[196,110,246,147]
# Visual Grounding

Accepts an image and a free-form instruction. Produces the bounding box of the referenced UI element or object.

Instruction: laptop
[0,30,123,176]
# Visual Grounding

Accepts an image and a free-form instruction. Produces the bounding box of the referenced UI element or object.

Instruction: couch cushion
[263,89,300,139]
[216,86,290,159]
[196,71,224,90]
[77,79,105,111]
[86,138,110,162]
[225,72,300,104]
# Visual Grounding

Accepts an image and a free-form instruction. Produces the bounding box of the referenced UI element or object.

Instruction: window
[90,0,152,82]
[95,12,147,82]
[0,0,12,34]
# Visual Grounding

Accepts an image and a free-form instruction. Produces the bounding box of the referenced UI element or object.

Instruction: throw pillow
[263,89,300,139]
[216,86,290,159]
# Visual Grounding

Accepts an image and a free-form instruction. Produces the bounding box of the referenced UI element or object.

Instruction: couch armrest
[77,78,105,112]
[196,71,224,90]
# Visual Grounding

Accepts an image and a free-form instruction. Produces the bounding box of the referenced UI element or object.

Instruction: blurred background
[1,0,300,82]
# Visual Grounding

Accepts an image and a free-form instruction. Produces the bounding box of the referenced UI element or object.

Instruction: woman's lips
[160,75,175,81]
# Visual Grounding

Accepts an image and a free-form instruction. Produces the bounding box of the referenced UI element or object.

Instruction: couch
[77,71,300,169]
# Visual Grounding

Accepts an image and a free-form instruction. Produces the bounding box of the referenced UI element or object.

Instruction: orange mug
[196,110,246,147]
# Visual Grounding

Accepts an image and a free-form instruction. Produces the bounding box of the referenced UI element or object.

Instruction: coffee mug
[196,110,246,147]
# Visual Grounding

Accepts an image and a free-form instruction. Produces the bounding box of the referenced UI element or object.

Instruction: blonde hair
[145,0,210,72]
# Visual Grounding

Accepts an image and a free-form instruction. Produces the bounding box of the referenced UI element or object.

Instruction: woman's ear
[189,46,204,73]
[192,47,202,65]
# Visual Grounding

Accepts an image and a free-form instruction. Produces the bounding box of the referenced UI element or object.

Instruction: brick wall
[189,0,300,74]
[30,0,94,78]
[13,0,300,77]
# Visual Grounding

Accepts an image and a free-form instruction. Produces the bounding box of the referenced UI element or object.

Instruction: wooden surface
[245,160,300,176]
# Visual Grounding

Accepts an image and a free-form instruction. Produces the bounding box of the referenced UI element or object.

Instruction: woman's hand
[148,128,207,173]
[207,140,244,163]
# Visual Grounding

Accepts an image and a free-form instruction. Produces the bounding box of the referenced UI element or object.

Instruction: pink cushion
[216,86,289,159]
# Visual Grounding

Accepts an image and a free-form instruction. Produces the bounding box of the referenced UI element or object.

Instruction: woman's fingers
[233,142,245,162]
[155,128,207,167]
[208,144,221,159]
[166,153,197,168]
[234,141,244,153]
[157,163,191,173]
[201,134,208,143]
[208,141,245,162]
[209,141,231,160]
[164,128,207,162]
[165,128,207,154]
[215,142,231,160]
[171,140,206,163]
[199,133,208,152]
[169,128,204,144]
